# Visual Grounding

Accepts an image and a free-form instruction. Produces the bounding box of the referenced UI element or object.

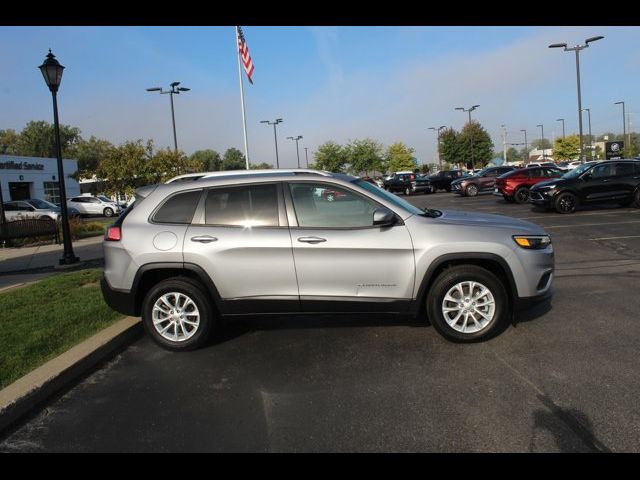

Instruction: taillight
[105,226,121,241]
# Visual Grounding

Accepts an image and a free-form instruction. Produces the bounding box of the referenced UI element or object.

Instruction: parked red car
[321,188,348,202]
[494,166,565,203]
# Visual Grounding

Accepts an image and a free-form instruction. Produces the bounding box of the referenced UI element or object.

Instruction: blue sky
[1,26,640,167]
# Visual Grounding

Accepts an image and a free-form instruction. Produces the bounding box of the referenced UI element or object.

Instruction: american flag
[237,26,255,84]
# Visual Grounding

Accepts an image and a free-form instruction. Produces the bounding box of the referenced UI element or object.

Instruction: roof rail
[165,168,332,184]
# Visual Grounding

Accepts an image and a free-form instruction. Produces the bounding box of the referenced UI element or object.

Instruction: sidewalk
[0,235,104,273]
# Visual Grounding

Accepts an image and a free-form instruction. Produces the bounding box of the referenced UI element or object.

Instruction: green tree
[0,129,20,155]
[530,138,553,151]
[222,148,247,170]
[148,148,200,183]
[16,120,81,158]
[553,135,581,161]
[74,136,114,174]
[96,140,154,196]
[345,138,385,175]
[190,149,222,172]
[506,147,523,163]
[439,128,462,166]
[310,141,347,173]
[459,121,494,168]
[249,162,274,169]
[385,142,416,172]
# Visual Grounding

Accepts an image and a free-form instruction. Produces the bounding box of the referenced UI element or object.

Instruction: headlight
[513,235,552,249]
[537,184,556,191]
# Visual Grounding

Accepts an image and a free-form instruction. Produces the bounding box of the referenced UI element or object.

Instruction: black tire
[555,192,578,214]
[404,187,412,196]
[503,195,515,203]
[514,186,530,204]
[426,265,508,343]
[103,207,114,217]
[445,186,452,193]
[634,189,640,208]
[465,184,478,197]
[142,277,215,351]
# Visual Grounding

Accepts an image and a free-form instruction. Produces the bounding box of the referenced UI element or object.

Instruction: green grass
[0,269,123,389]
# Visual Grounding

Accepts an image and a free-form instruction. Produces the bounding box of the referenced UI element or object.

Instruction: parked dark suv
[529,160,640,213]
[451,166,516,197]
[428,170,467,192]
[383,172,433,195]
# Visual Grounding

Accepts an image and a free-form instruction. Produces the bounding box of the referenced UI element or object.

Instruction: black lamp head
[39,49,64,93]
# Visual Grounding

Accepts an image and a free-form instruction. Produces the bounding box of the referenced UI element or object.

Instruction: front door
[182,182,299,314]
[581,163,616,203]
[286,181,415,313]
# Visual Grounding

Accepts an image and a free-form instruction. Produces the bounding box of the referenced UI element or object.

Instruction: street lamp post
[614,101,628,156]
[501,124,507,164]
[38,50,79,265]
[146,82,190,152]
[549,35,604,163]
[287,135,303,168]
[582,108,593,160]
[536,124,546,161]
[304,147,309,168]
[556,118,565,138]
[260,118,283,168]
[455,105,480,169]
[520,129,528,164]
[428,125,447,170]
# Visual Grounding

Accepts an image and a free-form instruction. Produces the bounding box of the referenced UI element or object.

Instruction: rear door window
[614,162,635,177]
[153,190,202,224]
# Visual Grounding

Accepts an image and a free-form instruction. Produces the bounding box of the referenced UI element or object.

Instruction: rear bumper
[101,276,138,317]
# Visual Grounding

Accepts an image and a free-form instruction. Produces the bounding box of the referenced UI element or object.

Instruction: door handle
[190,235,218,243]
[297,236,327,244]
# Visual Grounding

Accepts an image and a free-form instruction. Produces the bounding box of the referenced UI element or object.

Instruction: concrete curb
[0,316,143,434]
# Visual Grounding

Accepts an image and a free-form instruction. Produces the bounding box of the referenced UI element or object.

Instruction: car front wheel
[465,184,478,197]
[634,189,640,208]
[405,187,412,196]
[426,265,508,342]
[103,207,114,217]
[142,277,215,351]
[555,192,577,214]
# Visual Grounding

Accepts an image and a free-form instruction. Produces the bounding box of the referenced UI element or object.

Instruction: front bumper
[450,183,464,195]
[529,190,554,206]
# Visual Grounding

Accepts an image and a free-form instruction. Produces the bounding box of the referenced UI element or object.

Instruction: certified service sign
[605,141,624,160]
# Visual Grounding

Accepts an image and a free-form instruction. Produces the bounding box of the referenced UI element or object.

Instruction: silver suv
[101,169,554,350]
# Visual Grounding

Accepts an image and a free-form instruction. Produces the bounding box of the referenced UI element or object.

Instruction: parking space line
[544,220,640,229]
[589,235,640,241]
[517,210,640,221]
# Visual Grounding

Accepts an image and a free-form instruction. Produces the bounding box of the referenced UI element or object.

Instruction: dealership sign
[605,141,624,160]
[0,160,45,171]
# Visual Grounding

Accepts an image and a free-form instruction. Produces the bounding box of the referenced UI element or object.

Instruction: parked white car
[67,195,121,217]
[2,199,61,221]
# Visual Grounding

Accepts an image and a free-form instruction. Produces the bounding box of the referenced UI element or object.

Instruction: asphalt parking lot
[2,191,640,452]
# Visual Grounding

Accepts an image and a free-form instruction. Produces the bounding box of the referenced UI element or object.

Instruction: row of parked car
[1,194,125,222]
[380,159,640,214]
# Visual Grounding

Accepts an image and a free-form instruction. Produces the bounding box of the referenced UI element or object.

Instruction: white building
[0,155,80,205]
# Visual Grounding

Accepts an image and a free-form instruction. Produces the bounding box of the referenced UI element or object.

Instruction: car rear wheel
[465,184,478,197]
[426,265,508,342]
[142,277,214,351]
[514,187,530,204]
[103,207,114,217]
[555,192,578,214]
[633,189,640,208]
[404,187,412,196]
[326,193,335,202]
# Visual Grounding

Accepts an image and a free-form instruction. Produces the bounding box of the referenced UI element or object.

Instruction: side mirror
[373,207,396,227]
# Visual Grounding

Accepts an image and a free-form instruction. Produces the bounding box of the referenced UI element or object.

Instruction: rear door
[182,182,299,313]
[286,181,415,313]
[610,162,638,201]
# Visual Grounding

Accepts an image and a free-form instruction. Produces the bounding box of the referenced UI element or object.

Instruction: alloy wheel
[441,281,495,334]
[152,292,200,342]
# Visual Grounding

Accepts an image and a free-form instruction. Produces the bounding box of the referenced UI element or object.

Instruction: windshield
[562,162,595,179]
[352,179,424,216]
[27,199,58,210]
[98,196,113,202]
[474,167,491,177]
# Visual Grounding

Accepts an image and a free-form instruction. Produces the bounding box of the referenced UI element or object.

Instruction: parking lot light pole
[536,124,546,161]
[549,36,604,163]
[146,82,190,152]
[520,129,528,164]
[614,101,628,155]
[455,105,480,170]
[287,135,303,168]
[582,108,593,160]
[556,118,565,138]
[304,147,309,168]
[428,125,447,170]
[39,50,79,265]
[260,118,283,168]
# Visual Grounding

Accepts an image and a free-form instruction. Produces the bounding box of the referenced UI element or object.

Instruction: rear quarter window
[152,190,202,224]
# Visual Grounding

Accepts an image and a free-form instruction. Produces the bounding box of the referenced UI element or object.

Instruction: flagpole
[236,26,250,169]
